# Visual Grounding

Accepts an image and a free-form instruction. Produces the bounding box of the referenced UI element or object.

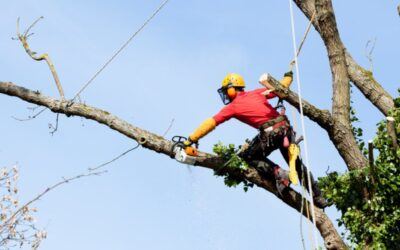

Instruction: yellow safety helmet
[221,73,246,88]
[218,73,245,105]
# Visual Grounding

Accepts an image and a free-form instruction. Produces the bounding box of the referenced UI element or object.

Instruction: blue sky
[1,1,399,249]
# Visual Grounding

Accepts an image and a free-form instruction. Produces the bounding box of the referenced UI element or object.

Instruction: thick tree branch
[315,0,350,124]
[0,81,346,249]
[292,0,368,170]
[294,0,395,116]
[265,75,333,129]
[345,53,395,115]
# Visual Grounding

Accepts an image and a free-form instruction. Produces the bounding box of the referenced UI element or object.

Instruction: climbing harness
[288,0,319,249]
[71,0,171,102]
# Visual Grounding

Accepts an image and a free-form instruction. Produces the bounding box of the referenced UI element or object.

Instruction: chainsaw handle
[172,135,187,143]
[171,135,199,148]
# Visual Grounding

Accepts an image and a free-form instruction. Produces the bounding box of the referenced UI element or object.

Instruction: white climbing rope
[288,0,320,249]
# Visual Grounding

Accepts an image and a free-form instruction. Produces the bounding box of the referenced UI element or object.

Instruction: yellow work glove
[189,118,217,142]
[288,143,299,185]
[280,71,293,88]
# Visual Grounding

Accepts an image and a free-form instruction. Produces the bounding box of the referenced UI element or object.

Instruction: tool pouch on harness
[238,116,291,161]
[259,115,291,150]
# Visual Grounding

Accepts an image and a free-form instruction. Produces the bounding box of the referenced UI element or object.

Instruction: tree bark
[346,53,395,116]
[0,81,346,249]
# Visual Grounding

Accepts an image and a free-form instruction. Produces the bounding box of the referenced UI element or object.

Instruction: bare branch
[88,143,140,171]
[48,114,59,135]
[315,0,350,124]
[346,52,395,116]
[15,17,65,100]
[22,16,43,37]
[387,117,399,150]
[11,107,47,122]
[2,170,105,231]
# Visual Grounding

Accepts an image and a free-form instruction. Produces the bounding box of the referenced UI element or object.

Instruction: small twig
[27,105,41,112]
[325,165,331,175]
[11,107,47,122]
[162,118,175,137]
[365,38,377,72]
[387,117,399,150]
[88,143,140,171]
[15,17,65,100]
[48,114,60,136]
[23,16,43,37]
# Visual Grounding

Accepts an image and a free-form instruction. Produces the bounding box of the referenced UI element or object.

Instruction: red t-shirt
[213,88,279,129]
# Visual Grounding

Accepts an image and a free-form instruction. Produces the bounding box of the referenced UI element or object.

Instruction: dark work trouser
[241,128,322,197]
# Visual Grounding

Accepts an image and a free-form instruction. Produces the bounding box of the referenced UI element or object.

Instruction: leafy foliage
[319,91,400,249]
[213,142,254,192]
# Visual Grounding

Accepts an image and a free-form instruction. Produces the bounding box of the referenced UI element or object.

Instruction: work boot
[310,181,330,209]
[313,195,329,209]
[297,165,330,209]
[273,166,290,195]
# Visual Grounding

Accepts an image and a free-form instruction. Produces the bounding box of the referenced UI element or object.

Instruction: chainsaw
[171,136,198,165]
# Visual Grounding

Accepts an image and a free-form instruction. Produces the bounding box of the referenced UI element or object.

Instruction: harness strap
[259,115,289,131]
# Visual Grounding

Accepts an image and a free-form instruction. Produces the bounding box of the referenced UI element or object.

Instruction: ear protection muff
[227,87,237,100]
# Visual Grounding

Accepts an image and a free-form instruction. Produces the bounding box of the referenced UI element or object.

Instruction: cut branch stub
[264,74,333,130]
[387,117,399,150]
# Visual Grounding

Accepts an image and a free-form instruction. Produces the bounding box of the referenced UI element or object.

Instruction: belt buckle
[264,126,273,133]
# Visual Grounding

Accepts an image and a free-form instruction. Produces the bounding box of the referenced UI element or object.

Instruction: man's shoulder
[244,88,265,95]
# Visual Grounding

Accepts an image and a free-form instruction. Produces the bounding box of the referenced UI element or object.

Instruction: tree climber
[183,72,328,208]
